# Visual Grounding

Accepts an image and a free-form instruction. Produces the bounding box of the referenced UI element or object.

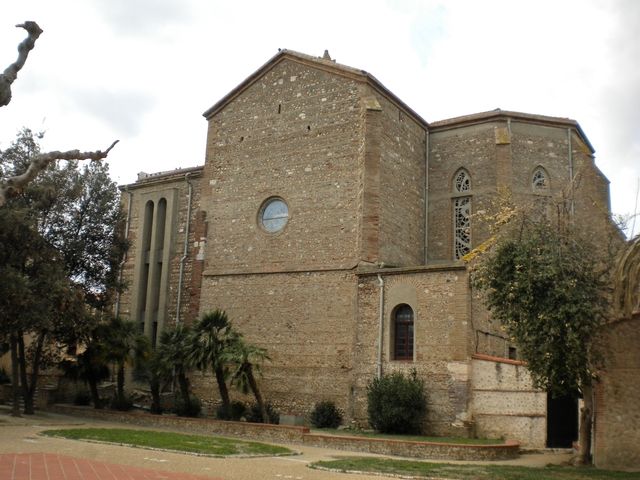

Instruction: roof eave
[202,50,429,128]
[430,109,595,154]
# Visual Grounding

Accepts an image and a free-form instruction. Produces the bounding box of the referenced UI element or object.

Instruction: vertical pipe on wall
[424,129,430,265]
[376,274,385,379]
[114,188,133,318]
[175,173,193,325]
[568,128,575,217]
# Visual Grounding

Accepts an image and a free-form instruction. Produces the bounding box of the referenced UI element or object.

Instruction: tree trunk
[87,376,102,409]
[576,382,594,465]
[9,334,21,417]
[177,369,191,407]
[214,365,230,411]
[247,366,268,423]
[150,374,162,414]
[116,363,125,403]
[25,332,46,414]
[17,333,34,414]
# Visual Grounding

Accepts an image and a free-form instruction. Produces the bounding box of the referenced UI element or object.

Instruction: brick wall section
[353,266,472,436]
[594,314,640,472]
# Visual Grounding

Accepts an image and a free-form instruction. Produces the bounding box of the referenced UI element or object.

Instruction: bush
[367,370,426,434]
[110,395,134,411]
[216,400,247,421]
[73,391,92,406]
[310,400,343,429]
[174,395,202,417]
[246,402,280,424]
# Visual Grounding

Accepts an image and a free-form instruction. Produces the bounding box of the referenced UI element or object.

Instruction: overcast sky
[1,0,638,237]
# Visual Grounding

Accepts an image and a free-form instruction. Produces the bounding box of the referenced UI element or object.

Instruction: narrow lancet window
[453,169,472,260]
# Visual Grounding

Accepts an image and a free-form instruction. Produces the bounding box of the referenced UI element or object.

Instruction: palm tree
[225,334,271,423]
[189,310,233,415]
[157,324,193,409]
[104,317,146,408]
[136,342,171,414]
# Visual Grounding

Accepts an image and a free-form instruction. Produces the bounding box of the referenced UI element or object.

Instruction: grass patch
[312,428,502,445]
[311,457,638,479]
[41,428,292,457]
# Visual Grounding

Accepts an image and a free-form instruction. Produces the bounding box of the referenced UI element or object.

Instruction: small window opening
[307,125,311,131]
[393,304,414,360]
[278,103,281,114]
[508,346,517,360]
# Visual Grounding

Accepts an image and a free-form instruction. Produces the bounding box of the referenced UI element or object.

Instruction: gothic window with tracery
[453,169,472,260]
[532,167,549,192]
[454,169,471,193]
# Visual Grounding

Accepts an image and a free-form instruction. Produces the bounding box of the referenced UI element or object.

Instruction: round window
[259,197,289,233]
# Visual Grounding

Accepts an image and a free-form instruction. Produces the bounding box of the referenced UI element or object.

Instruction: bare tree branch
[0,140,119,206]
[0,21,43,108]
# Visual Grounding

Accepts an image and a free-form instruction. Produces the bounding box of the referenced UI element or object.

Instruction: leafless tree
[0,21,118,207]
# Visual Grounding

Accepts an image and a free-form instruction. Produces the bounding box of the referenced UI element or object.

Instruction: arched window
[453,169,472,260]
[532,166,549,192]
[393,304,414,360]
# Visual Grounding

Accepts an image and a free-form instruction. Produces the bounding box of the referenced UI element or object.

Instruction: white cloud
[1,0,638,236]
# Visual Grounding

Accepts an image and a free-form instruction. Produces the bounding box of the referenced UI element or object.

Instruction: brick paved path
[0,453,222,480]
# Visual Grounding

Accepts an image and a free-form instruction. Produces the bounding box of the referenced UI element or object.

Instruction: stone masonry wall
[118,169,203,331]
[594,314,640,472]
[428,124,497,262]
[470,355,546,447]
[353,266,472,436]
[201,58,364,275]
[196,271,357,418]
[371,86,426,267]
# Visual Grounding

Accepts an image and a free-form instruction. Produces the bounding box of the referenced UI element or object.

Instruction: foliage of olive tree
[471,210,613,465]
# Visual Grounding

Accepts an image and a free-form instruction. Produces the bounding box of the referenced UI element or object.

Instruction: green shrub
[310,400,343,428]
[246,402,280,424]
[73,391,92,406]
[174,395,202,417]
[367,370,426,434]
[216,400,247,421]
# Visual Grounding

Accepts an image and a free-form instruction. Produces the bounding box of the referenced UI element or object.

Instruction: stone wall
[200,58,364,275]
[118,167,204,332]
[594,314,640,472]
[196,271,357,418]
[470,354,546,448]
[353,266,472,436]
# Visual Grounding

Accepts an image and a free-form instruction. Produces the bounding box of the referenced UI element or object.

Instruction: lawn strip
[310,457,639,480]
[41,428,294,457]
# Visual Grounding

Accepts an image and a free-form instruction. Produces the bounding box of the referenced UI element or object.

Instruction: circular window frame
[258,197,289,234]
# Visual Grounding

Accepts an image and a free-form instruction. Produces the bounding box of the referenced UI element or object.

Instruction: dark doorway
[546,392,579,448]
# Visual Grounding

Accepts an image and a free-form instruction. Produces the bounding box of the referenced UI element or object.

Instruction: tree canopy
[470,206,616,464]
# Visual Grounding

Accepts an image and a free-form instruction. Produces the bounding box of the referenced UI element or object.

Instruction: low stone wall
[48,404,520,461]
[49,404,309,444]
[304,433,519,461]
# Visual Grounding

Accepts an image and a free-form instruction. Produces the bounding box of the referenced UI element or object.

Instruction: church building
[117,50,613,447]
